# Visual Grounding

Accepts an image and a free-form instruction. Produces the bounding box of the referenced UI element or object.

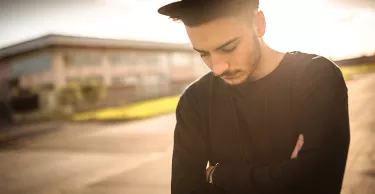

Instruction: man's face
[185,16,262,85]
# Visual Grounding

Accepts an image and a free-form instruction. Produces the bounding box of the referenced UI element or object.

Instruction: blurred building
[334,55,375,67]
[0,34,208,109]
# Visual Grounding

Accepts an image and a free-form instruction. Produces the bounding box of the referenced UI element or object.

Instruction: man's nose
[211,56,229,76]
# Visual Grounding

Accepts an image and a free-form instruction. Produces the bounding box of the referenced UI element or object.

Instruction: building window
[138,52,160,65]
[66,75,103,84]
[63,51,102,67]
[141,74,168,98]
[111,75,139,86]
[85,75,104,83]
[108,52,136,66]
[11,53,52,77]
[169,52,192,67]
[66,76,82,84]
[143,74,161,85]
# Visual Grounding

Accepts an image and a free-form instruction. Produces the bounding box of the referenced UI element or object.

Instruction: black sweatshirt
[171,51,350,194]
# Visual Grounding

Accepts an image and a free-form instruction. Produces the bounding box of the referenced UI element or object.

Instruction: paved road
[341,73,375,194]
[0,73,375,194]
[0,117,175,194]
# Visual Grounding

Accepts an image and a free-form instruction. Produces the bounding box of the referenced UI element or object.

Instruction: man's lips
[223,76,235,79]
[222,73,240,80]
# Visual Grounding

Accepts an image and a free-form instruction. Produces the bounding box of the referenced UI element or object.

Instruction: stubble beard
[216,34,263,87]
[236,35,263,85]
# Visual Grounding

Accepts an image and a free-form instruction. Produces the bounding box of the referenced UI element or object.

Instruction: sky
[0,0,375,60]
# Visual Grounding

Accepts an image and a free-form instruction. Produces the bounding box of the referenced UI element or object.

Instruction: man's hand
[204,134,303,183]
[205,134,304,182]
[206,165,215,182]
[291,134,304,159]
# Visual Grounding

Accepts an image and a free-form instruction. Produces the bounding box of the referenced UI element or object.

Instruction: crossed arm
[171,65,350,194]
[206,134,304,181]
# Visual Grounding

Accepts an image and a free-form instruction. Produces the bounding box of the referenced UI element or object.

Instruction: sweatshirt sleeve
[212,58,351,193]
[171,89,226,194]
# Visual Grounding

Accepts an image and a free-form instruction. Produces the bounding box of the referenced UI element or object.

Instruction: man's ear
[254,11,266,37]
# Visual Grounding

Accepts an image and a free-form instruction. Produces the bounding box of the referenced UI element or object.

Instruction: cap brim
[158,0,239,20]
[157,1,184,17]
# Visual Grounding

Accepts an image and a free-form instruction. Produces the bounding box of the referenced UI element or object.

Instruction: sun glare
[98,0,375,60]
[262,0,375,60]
[1,0,374,60]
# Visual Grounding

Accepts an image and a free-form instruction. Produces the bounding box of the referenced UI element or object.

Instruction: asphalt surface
[0,73,375,194]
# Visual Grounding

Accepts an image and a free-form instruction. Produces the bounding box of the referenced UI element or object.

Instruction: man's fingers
[297,134,304,150]
[206,166,215,181]
[291,134,304,159]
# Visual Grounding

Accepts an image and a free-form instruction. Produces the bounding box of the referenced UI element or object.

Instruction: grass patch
[341,64,375,80]
[72,95,180,121]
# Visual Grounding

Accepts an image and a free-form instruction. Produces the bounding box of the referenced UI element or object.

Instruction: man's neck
[248,44,285,81]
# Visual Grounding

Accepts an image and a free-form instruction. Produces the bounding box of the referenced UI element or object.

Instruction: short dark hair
[158,0,259,27]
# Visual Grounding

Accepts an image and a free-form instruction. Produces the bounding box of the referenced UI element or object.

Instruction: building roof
[0,34,194,60]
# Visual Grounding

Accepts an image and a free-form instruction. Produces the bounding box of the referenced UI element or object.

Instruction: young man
[157,0,350,193]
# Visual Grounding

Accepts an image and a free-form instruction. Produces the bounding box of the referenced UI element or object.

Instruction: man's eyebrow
[193,37,240,53]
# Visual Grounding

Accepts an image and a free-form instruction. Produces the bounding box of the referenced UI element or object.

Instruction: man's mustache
[218,70,241,77]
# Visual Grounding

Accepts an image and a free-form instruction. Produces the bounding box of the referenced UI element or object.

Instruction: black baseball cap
[158,0,259,19]
[158,0,217,18]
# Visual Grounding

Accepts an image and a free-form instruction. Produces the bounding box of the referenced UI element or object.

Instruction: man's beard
[222,34,263,86]
[245,35,263,81]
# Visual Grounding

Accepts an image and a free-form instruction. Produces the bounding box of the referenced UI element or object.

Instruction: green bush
[58,83,82,107]
[80,80,106,105]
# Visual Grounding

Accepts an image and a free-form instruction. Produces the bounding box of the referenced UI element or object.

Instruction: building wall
[334,54,375,66]
[4,46,205,90]
[53,46,203,90]
[2,45,208,110]
[49,46,205,110]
